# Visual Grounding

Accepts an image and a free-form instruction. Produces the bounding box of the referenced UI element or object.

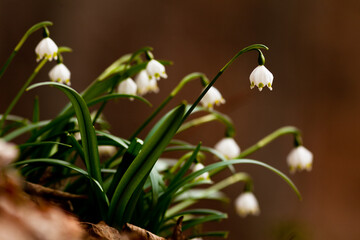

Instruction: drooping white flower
[35,37,58,62]
[146,59,167,80]
[118,78,137,100]
[0,139,19,168]
[200,86,225,109]
[249,65,274,91]
[286,146,313,174]
[214,138,240,159]
[193,163,211,182]
[98,145,117,157]
[135,70,159,95]
[235,192,260,217]
[49,63,71,85]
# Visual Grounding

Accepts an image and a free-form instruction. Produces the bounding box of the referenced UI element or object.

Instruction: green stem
[238,126,302,158]
[0,58,48,135]
[0,21,53,80]
[129,72,207,139]
[182,44,269,122]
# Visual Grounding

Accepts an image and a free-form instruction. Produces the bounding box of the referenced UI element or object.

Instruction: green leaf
[165,144,235,173]
[172,159,301,200]
[147,143,201,232]
[95,130,129,149]
[108,104,186,226]
[27,82,107,218]
[12,158,108,206]
[166,208,226,220]
[3,120,50,141]
[87,93,152,107]
[18,141,72,149]
[188,231,229,239]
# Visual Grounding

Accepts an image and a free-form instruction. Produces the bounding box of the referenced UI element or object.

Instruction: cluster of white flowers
[118,59,166,98]
[0,139,19,168]
[287,145,313,173]
[35,36,72,86]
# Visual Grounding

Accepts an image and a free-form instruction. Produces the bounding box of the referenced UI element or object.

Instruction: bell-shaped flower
[98,145,117,157]
[49,63,71,85]
[235,192,260,217]
[35,37,58,62]
[118,78,137,100]
[286,146,313,174]
[200,86,225,109]
[193,163,211,182]
[146,59,167,81]
[135,70,159,95]
[249,65,274,91]
[214,137,240,159]
[0,139,19,168]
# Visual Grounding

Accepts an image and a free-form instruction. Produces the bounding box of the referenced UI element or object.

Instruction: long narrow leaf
[108,104,185,226]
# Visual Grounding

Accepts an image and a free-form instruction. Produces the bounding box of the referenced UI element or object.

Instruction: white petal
[249,65,274,91]
[35,37,58,62]
[235,192,260,217]
[214,138,240,159]
[0,139,19,167]
[200,87,225,109]
[193,163,211,182]
[146,60,167,81]
[286,146,313,173]
[48,63,71,85]
[118,78,137,97]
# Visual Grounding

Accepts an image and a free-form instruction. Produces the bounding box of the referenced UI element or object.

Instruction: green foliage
[0,21,307,239]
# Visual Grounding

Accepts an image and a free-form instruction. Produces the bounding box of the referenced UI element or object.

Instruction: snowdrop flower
[98,145,117,157]
[146,59,167,80]
[135,70,159,95]
[249,65,274,91]
[49,63,71,85]
[200,86,225,109]
[35,37,58,62]
[118,78,137,100]
[214,137,240,159]
[0,139,19,168]
[287,146,313,174]
[193,163,211,182]
[235,192,260,217]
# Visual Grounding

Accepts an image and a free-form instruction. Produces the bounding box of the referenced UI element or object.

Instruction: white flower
[49,63,71,85]
[35,37,58,62]
[0,139,19,168]
[200,86,225,109]
[249,65,274,91]
[118,78,137,100]
[98,145,117,157]
[146,59,167,80]
[135,70,159,95]
[235,192,260,217]
[193,163,211,182]
[214,138,240,159]
[286,146,313,174]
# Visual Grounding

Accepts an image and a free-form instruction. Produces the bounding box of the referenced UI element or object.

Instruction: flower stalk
[238,126,302,158]
[0,21,52,80]
[0,58,48,136]
[181,44,269,123]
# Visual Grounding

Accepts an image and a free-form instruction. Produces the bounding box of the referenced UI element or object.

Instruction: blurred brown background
[1,0,360,239]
